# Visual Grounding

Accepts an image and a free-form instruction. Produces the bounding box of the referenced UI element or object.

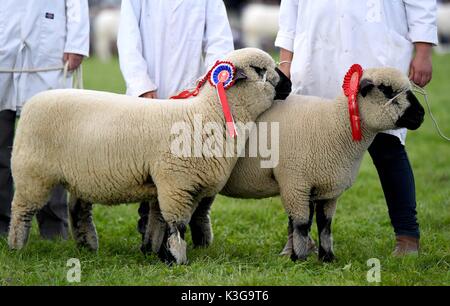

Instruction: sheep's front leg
[157,222,187,265]
[69,196,98,251]
[156,185,196,265]
[316,198,337,262]
[189,196,215,247]
[281,187,315,262]
[280,217,316,256]
[279,217,294,256]
[291,202,315,262]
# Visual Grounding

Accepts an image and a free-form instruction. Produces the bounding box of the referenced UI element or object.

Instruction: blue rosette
[209,61,235,89]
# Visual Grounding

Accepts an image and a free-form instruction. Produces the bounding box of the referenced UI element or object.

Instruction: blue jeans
[368,133,420,238]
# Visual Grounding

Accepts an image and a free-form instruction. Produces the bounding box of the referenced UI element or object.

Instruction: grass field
[0,54,449,286]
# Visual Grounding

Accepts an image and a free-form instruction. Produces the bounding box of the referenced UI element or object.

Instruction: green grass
[1,55,449,286]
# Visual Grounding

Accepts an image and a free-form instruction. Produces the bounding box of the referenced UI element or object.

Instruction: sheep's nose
[274,68,292,100]
[395,90,425,130]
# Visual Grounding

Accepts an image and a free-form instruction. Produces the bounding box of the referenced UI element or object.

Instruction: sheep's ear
[360,79,375,97]
[234,68,248,82]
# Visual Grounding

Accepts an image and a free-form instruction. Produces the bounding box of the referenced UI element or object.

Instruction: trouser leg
[368,133,420,239]
[0,110,16,235]
[36,185,69,239]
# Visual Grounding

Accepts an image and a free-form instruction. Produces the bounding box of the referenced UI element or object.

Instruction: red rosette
[343,64,363,97]
[342,64,364,142]
[208,60,236,89]
[170,60,238,138]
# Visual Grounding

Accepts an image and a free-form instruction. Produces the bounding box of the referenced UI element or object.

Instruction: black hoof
[190,223,211,248]
[290,253,308,262]
[140,240,152,255]
[192,236,210,248]
[155,222,188,265]
[76,241,97,252]
[319,250,336,262]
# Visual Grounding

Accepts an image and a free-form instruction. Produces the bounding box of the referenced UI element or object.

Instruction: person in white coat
[117,0,234,240]
[275,0,438,256]
[117,0,234,100]
[0,0,90,238]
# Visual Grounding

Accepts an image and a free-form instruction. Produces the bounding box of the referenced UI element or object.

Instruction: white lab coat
[117,0,234,99]
[275,0,438,144]
[0,0,90,114]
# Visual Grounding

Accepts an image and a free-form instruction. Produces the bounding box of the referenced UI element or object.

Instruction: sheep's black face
[395,90,425,130]
[274,68,292,100]
[357,67,426,133]
[223,48,287,120]
[243,66,291,99]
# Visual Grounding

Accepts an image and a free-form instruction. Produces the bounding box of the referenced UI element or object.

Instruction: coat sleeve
[117,0,157,97]
[202,0,235,68]
[64,0,90,56]
[275,0,299,52]
[403,0,438,45]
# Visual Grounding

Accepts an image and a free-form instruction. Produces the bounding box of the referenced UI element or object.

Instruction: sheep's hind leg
[141,198,167,255]
[69,196,98,251]
[8,196,36,250]
[8,184,53,250]
[189,196,215,247]
[137,201,150,241]
[316,199,337,262]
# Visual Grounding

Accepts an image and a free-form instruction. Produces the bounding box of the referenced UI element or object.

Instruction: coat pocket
[39,10,67,64]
